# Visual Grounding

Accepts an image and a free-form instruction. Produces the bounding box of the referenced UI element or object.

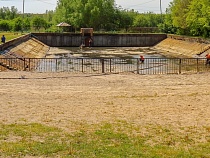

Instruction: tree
[23,18,31,31]
[0,20,10,31]
[54,0,117,31]
[13,17,23,31]
[116,9,136,31]
[159,7,176,34]
[133,12,161,27]
[32,16,47,32]
[186,0,210,37]
[9,6,19,19]
[170,0,191,35]
[165,0,210,37]
[45,10,54,22]
[0,6,19,20]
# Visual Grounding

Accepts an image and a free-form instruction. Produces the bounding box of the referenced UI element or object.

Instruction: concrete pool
[34,47,176,74]
[46,47,166,59]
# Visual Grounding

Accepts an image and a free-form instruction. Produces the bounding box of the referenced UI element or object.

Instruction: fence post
[101,59,105,73]
[82,59,84,72]
[179,59,182,74]
[110,58,112,73]
[23,58,26,71]
[28,58,30,71]
[197,58,199,73]
[56,59,58,72]
[137,58,140,74]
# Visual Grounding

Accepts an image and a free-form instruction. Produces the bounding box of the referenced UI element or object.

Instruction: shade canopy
[56,22,71,27]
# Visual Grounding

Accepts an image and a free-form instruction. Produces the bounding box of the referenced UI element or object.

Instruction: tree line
[160,0,210,37]
[0,0,209,38]
[0,6,54,32]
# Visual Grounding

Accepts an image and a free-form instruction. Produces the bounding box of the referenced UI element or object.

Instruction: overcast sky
[0,0,173,14]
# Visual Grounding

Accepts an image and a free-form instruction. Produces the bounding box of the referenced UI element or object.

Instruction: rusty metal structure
[80,28,93,36]
[80,28,93,47]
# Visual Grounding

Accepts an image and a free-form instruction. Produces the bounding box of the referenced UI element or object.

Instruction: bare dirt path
[0,72,210,133]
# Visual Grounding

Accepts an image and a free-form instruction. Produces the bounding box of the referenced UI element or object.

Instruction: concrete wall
[0,34,30,51]
[32,33,167,47]
[155,34,210,57]
[0,34,49,58]
[167,34,210,44]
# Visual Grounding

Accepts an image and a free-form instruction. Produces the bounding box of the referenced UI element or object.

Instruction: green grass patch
[0,32,24,42]
[0,121,210,157]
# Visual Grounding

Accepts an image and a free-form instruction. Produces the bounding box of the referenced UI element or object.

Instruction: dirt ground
[0,71,210,133]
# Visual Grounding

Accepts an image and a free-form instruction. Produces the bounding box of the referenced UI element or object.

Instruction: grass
[0,121,210,157]
[0,32,24,42]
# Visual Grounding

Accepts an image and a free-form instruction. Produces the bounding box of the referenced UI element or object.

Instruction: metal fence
[0,57,210,74]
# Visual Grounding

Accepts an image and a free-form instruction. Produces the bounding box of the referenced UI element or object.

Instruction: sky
[0,0,173,14]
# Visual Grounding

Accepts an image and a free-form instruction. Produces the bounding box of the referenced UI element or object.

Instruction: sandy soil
[0,71,210,133]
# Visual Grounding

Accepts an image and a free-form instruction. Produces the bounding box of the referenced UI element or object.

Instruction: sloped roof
[56,22,71,27]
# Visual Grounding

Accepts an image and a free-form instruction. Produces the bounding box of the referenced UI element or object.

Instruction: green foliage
[158,7,177,34]
[32,16,48,32]
[1,0,209,37]
[170,0,191,35]
[44,10,54,22]
[0,20,11,31]
[165,0,210,37]
[53,0,164,32]
[133,12,162,27]
[0,6,19,20]
[0,6,55,32]
[0,2,166,33]
[23,18,31,32]
[13,17,23,32]
[54,0,118,31]
[118,9,136,31]
[186,0,210,37]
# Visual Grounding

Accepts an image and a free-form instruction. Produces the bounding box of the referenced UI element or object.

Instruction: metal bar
[101,59,104,73]
[82,59,84,72]
[197,58,199,73]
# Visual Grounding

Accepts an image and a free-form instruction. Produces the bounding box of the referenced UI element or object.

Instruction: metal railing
[0,58,210,74]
